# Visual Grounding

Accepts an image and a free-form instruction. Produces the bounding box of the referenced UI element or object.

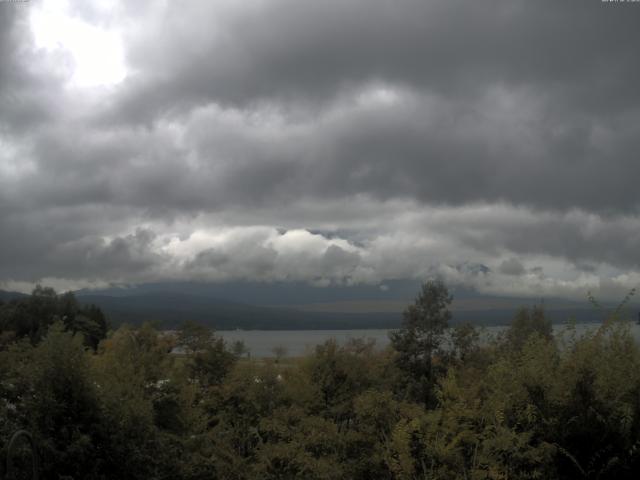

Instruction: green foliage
[16,323,104,479]
[2,283,640,479]
[189,336,237,387]
[177,320,213,355]
[390,279,452,405]
[450,322,481,363]
[92,323,199,479]
[0,286,108,349]
[304,338,390,425]
[254,406,343,479]
[503,305,553,352]
[177,320,237,388]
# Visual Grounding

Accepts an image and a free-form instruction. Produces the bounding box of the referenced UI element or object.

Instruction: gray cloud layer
[1,0,640,299]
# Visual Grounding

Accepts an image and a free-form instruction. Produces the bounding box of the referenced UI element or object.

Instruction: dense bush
[1,283,640,479]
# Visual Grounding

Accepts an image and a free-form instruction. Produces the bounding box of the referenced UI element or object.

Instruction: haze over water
[218,322,640,358]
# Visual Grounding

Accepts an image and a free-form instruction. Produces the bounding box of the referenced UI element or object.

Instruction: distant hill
[4,283,627,330]
[74,279,426,305]
[3,284,631,329]
[0,290,29,302]
[75,292,402,330]
[73,285,621,330]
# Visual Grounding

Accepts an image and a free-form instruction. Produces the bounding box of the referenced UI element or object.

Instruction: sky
[1,0,640,301]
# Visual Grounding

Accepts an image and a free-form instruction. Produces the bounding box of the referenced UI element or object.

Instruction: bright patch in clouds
[357,85,403,108]
[0,137,36,180]
[30,0,126,88]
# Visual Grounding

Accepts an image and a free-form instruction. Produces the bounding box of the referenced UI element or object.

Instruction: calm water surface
[218,323,640,358]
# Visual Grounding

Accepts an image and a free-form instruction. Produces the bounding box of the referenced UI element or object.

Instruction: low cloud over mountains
[1,0,640,300]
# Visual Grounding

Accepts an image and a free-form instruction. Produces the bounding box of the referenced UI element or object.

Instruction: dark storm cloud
[466,212,640,270]
[1,0,640,295]
[115,0,640,117]
[400,206,640,271]
[0,204,160,282]
[5,0,639,215]
[499,258,526,276]
[93,0,640,213]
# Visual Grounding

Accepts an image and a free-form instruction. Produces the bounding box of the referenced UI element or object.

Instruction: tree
[0,286,108,349]
[272,345,288,363]
[254,406,343,480]
[24,323,104,479]
[191,337,237,387]
[305,339,380,424]
[92,323,191,478]
[177,320,213,355]
[390,279,452,405]
[504,305,552,352]
[177,321,236,387]
[232,340,250,358]
[450,322,480,363]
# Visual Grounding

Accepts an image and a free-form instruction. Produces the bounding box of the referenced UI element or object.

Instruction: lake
[218,322,640,358]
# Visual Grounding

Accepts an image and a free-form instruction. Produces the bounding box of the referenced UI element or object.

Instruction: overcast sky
[1,0,640,300]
